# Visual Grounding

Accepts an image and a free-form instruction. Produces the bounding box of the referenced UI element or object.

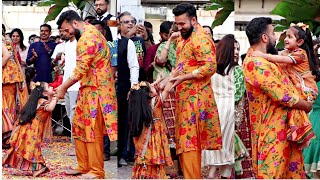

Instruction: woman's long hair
[10,28,27,51]
[128,84,153,137]
[216,34,237,76]
[19,82,47,125]
[292,26,320,82]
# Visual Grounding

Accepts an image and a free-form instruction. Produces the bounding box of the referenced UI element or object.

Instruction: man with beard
[94,0,116,40]
[169,3,222,178]
[55,10,118,179]
[26,24,56,83]
[58,25,80,157]
[243,17,312,178]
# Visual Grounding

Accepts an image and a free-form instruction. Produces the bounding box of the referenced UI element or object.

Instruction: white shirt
[97,11,118,41]
[118,34,139,87]
[51,42,65,59]
[63,40,80,91]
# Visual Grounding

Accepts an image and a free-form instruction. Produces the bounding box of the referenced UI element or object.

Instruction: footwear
[79,172,98,179]
[67,150,76,156]
[65,169,82,175]
[33,167,48,177]
[119,158,127,166]
[103,154,110,161]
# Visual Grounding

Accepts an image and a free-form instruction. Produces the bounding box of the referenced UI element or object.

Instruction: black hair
[146,27,154,44]
[117,11,131,21]
[84,15,96,22]
[57,10,83,28]
[245,17,272,46]
[28,34,37,41]
[90,19,113,41]
[25,67,36,94]
[172,3,197,19]
[144,21,153,29]
[160,21,173,34]
[10,28,27,51]
[19,82,47,125]
[2,24,6,35]
[216,34,237,76]
[203,25,213,37]
[40,24,52,32]
[291,26,320,81]
[94,0,109,4]
[128,84,153,137]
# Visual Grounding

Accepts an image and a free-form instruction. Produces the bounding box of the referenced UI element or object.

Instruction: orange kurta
[175,24,222,155]
[3,99,51,171]
[2,37,28,139]
[243,48,306,178]
[70,23,117,142]
[132,97,173,179]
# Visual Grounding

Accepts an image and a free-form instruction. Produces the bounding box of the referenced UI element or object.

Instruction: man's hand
[55,85,67,99]
[169,75,185,91]
[31,48,38,60]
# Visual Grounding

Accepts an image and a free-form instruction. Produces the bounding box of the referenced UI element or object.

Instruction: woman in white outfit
[202,34,237,178]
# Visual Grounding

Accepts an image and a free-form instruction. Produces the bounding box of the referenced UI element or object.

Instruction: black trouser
[117,82,130,162]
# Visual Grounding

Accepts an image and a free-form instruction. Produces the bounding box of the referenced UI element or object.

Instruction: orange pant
[179,150,202,179]
[74,107,105,178]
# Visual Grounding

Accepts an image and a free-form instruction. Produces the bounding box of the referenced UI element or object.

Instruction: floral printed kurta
[70,23,117,142]
[242,48,306,178]
[3,99,50,171]
[175,24,222,155]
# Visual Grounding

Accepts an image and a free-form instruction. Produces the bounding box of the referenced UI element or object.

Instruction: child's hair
[19,82,47,125]
[291,25,320,81]
[128,82,153,137]
[25,67,36,94]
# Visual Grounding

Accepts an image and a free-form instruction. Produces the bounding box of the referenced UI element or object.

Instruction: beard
[180,25,194,40]
[266,40,278,55]
[74,28,81,41]
[96,9,105,16]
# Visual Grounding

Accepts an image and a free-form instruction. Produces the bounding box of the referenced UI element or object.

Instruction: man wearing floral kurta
[55,10,117,179]
[243,17,312,178]
[170,3,222,178]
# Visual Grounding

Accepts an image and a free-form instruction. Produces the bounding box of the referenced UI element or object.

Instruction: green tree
[271,0,320,47]
[205,0,234,28]
[38,0,94,23]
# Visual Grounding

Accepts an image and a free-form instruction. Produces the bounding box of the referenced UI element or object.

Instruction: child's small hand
[170,67,182,78]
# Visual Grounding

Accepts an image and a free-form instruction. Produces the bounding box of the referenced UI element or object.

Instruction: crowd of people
[2,0,320,179]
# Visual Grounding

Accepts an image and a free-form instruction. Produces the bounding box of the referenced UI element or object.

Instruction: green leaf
[55,0,70,7]
[314,26,320,36]
[274,24,288,32]
[38,0,55,6]
[44,5,64,23]
[270,1,292,18]
[276,40,285,49]
[78,0,88,10]
[205,4,223,10]
[211,9,232,27]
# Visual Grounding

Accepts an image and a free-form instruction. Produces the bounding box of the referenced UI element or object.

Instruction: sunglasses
[120,20,136,25]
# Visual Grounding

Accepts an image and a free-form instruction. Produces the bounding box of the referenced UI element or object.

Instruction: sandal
[33,167,48,177]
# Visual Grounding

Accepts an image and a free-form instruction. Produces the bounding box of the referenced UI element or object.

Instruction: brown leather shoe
[65,169,82,175]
